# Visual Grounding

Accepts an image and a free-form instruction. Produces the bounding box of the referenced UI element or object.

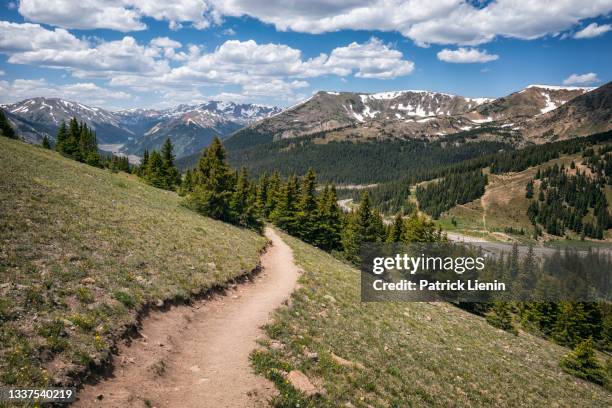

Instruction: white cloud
[211,0,612,46]
[437,47,498,63]
[222,28,236,35]
[18,0,211,32]
[563,72,600,85]
[574,22,612,39]
[15,1,612,45]
[0,21,85,52]
[322,38,415,78]
[157,38,414,85]
[0,23,171,77]
[0,79,130,106]
[0,70,5,76]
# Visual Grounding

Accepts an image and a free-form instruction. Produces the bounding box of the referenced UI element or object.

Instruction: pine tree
[560,338,607,386]
[269,175,300,232]
[255,173,269,214]
[161,138,180,189]
[229,167,262,231]
[64,117,80,159]
[144,151,167,188]
[342,192,385,263]
[295,169,319,242]
[42,135,51,149]
[485,302,517,335]
[526,180,534,199]
[316,185,343,251]
[265,171,281,217]
[387,214,404,243]
[0,109,16,139]
[55,121,68,153]
[186,137,235,222]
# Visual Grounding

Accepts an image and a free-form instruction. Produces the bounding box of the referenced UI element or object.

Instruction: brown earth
[74,227,300,408]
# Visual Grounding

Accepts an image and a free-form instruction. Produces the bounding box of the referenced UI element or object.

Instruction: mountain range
[1,98,281,162]
[3,82,611,164]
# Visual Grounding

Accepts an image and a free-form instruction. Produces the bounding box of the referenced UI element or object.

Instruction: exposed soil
[74,227,300,408]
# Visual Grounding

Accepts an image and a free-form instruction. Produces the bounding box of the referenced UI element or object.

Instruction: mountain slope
[3,97,133,144]
[523,81,612,142]
[252,231,611,406]
[247,90,491,142]
[0,137,267,388]
[467,85,593,123]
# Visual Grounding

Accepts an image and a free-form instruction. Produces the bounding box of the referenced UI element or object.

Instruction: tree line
[415,170,488,219]
[526,162,610,239]
[350,131,612,215]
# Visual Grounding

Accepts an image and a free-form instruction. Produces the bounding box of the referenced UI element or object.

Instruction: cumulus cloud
[322,38,415,78]
[156,38,414,85]
[0,79,130,105]
[0,23,170,77]
[212,0,612,46]
[18,0,211,32]
[563,72,600,86]
[14,1,612,46]
[437,47,498,63]
[0,23,414,105]
[573,22,612,39]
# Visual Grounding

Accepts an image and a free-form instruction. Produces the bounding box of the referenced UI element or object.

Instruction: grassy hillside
[437,150,612,242]
[252,232,610,407]
[0,137,267,388]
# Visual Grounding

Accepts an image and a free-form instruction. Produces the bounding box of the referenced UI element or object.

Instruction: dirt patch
[74,228,300,407]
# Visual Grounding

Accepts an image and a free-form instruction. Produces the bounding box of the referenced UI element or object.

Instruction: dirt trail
[75,227,299,408]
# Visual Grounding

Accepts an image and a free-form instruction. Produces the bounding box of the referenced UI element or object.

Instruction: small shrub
[485,302,518,335]
[75,287,94,304]
[560,338,607,387]
[37,320,68,352]
[113,290,136,308]
[68,313,96,332]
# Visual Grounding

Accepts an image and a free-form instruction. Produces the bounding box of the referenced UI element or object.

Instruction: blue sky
[0,1,611,109]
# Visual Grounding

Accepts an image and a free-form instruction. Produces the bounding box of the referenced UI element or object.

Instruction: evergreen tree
[55,121,68,153]
[42,135,51,149]
[161,138,180,189]
[265,171,281,217]
[229,167,262,231]
[295,169,319,242]
[560,338,607,386]
[186,137,235,222]
[144,151,167,188]
[269,175,300,232]
[342,192,385,263]
[485,302,517,335]
[315,185,343,251]
[387,214,404,243]
[526,180,534,199]
[0,109,16,139]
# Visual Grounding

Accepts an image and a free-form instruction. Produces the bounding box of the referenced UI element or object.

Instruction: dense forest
[527,156,611,239]
[356,131,612,214]
[179,127,513,184]
[415,170,488,218]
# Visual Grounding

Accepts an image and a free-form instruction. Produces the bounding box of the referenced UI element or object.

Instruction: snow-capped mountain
[3,98,281,158]
[244,90,492,140]
[466,85,594,124]
[2,97,133,144]
[237,84,607,145]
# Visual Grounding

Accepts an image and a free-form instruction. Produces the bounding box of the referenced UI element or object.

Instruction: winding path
[75,227,300,407]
